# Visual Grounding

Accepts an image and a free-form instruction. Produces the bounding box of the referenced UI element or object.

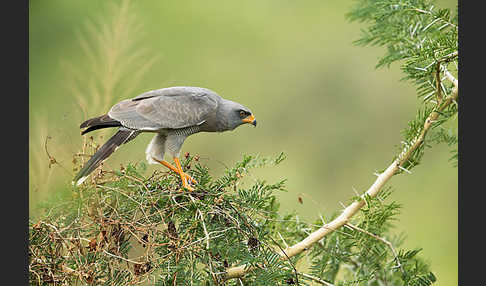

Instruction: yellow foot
[173,157,197,192]
[182,172,198,185]
[182,183,195,192]
[180,175,195,192]
[151,156,198,190]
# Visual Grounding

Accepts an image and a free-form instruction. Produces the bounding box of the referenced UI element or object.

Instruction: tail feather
[80,114,122,135]
[73,128,138,186]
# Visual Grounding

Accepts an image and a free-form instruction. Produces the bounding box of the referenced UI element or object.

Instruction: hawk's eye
[239,110,246,118]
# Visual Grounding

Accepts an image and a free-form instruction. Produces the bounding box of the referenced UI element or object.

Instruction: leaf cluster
[347,0,458,168]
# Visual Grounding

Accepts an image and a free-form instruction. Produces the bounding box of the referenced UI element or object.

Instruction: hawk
[73,86,257,191]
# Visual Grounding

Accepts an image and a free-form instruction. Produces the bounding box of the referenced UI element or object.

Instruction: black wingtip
[79,114,122,135]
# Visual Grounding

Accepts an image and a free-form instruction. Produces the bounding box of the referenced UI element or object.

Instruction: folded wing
[108,87,219,130]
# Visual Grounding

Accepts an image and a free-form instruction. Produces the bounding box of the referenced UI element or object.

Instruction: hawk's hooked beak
[242,114,257,127]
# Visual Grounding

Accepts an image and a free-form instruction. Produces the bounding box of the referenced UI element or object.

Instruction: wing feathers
[108,88,219,130]
[80,114,119,128]
[79,114,122,135]
[73,129,138,186]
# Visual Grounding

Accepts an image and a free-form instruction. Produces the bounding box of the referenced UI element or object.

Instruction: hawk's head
[221,100,257,130]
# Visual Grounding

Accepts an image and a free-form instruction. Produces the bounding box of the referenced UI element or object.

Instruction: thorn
[352,187,360,196]
[398,166,412,174]
[319,213,326,225]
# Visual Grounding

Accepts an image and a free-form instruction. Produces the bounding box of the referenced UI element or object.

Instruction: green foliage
[305,187,435,286]
[346,0,457,72]
[347,0,458,168]
[30,154,436,285]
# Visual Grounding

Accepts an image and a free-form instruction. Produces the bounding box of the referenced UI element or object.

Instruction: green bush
[29,153,438,285]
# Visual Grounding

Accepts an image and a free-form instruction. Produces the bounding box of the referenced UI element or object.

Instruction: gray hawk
[73,86,257,191]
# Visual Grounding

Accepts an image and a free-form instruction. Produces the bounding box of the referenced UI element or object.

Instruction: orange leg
[151,157,197,190]
[153,158,179,173]
[174,157,195,191]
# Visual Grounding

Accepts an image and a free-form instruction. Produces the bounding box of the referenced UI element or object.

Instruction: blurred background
[29,0,457,284]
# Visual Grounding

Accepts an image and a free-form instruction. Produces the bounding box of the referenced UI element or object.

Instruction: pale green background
[29,1,457,284]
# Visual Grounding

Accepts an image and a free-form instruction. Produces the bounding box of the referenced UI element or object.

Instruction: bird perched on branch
[73,86,257,191]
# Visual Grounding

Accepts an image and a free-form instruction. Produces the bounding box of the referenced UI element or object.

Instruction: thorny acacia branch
[224,60,458,280]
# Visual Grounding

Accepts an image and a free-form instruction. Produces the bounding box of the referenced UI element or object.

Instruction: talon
[174,157,197,192]
[183,173,197,184]
[152,156,197,191]
[183,183,195,192]
[181,177,195,191]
